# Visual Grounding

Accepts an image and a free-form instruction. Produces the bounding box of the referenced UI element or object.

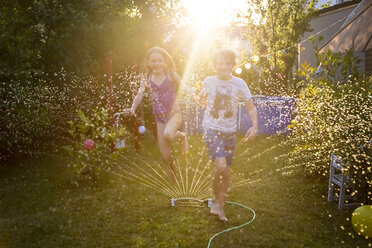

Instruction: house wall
[316,0,354,8]
[299,3,357,69]
[366,50,372,75]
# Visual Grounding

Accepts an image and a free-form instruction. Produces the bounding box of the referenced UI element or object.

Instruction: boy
[200,50,258,222]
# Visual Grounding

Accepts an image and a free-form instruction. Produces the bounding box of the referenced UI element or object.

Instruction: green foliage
[0,69,145,164]
[0,73,71,161]
[317,49,362,83]
[63,107,129,179]
[309,36,363,83]
[295,48,364,89]
[244,0,318,95]
[289,76,372,202]
[0,0,182,77]
[0,1,41,75]
[294,61,317,87]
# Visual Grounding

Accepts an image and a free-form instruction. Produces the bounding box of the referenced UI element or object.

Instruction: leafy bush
[0,69,145,164]
[290,48,372,202]
[0,73,71,161]
[289,77,372,202]
[63,108,130,179]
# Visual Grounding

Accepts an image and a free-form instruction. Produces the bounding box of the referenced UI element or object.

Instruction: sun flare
[181,0,248,29]
[179,0,251,95]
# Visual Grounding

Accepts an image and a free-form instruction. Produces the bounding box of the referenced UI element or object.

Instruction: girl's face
[148,52,167,73]
[215,55,234,80]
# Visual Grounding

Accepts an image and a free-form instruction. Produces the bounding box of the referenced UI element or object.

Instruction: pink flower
[83,139,95,151]
[277,73,283,79]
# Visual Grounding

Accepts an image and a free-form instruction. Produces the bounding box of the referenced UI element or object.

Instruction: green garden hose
[207,201,256,248]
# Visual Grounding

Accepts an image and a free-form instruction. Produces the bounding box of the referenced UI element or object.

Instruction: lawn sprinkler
[170,197,212,208]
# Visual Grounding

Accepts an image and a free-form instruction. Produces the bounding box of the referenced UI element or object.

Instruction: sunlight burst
[181,0,247,29]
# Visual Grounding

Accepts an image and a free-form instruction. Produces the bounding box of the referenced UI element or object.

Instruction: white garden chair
[328,153,361,210]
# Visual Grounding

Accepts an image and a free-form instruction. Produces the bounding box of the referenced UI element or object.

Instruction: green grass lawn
[0,135,370,247]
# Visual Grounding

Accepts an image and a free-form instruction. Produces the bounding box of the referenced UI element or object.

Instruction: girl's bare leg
[157,121,177,182]
[163,112,189,154]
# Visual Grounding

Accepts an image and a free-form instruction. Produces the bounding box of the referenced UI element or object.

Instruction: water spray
[114,112,127,149]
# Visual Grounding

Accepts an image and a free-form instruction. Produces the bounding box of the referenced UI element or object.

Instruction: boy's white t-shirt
[201,75,252,132]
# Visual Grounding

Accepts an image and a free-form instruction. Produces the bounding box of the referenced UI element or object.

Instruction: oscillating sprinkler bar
[170,197,212,207]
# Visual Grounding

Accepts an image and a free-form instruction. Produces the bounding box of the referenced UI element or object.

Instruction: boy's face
[215,55,234,80]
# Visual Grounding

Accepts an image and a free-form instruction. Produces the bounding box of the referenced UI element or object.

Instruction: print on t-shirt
[210,85,233,119]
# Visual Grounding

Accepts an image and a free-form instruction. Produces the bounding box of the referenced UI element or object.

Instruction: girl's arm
[244,99,258,141]
[130,80,146,116]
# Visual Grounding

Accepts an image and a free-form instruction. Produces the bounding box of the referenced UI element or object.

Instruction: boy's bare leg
[211,165,220,215]
[157,121,177,182]
[211,157,231,222]
[218,163,231,222]
[213,157,230,221]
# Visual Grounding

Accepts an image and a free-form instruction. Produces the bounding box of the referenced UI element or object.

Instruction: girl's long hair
[144,47,180,88]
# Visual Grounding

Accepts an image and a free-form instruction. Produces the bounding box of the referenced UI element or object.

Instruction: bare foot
[218,210,229,222]
[210,202,220,215]
[181,133,189,155]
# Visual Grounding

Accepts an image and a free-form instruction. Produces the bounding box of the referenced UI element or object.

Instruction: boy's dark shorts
[203,129,236,166]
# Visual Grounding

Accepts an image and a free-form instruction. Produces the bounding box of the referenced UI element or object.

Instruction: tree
[244,0,318,95]
[0,0,183,77]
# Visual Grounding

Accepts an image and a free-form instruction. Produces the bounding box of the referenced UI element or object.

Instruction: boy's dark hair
[213,50,237,66]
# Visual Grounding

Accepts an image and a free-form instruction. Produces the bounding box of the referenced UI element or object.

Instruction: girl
[127,47,188,182]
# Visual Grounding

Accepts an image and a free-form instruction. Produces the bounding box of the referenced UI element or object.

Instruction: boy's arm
[244,99,258,141]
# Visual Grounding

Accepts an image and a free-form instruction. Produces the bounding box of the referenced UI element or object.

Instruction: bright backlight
[182,0,247,29]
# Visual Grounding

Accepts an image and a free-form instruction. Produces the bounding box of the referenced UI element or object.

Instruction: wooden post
[107,54,115,151]
[130,63,140,153]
